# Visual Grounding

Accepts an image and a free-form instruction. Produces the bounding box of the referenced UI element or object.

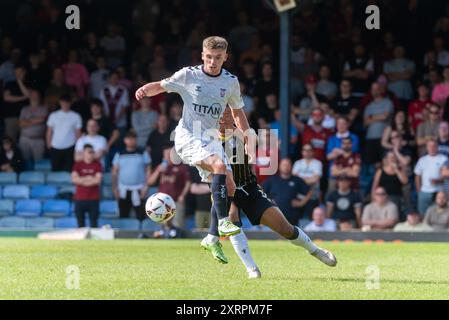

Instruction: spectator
[427,36,449,67]
[316,65,338,101]
[239,81,254,118]
[131,97,159,149]
[432,66,449,108]
[308,102,336,131]
[240,58,258,97]
[408,83,432,135]
[89,99,120,149]
[100,23,126,69]
[363,82,394,165]
[44,67,73,112]
[383,45,415,101]
[437,121,449,157]
[0,136,24,173]
[294,107,332,163]
[112,130,151,221]
[361,187,399,230]
[326,116,360,163]
[146,114,172,169]
[381,110,415,153]
[148,55,171,82]
[147,145,191,229]
[26,51,50,95]
[71,144,102,228]
[393,211,433,232]
[371,151,408,216]
[2,65,29,142]
[331,79,359,126]
[326,175,362,230]
[293,74,326,122]
[46,95,82,172]
[18,89,48,169]
[343,44,374,97]
[90,56,109,98]
[99,70,130,135]
[253,62,277,112]
[262,158,312,226]
[74,119,108,164]
[292,144,322,217]
[414,140,448,215]
[254,131,280,184]
[416,103,441,156]
[330,137,361,192]
[132,30,155,75]
[228,11,257,54]
[62,50,90,98]
[269,109,298,158]
[423,191,449,231]
[0,48,21,85]
[304,206,337,232]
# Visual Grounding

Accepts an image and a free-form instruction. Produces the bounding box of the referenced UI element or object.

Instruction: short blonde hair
[203,36,228,51]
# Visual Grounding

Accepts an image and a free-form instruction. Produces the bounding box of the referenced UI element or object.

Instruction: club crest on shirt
[220,88,226,97]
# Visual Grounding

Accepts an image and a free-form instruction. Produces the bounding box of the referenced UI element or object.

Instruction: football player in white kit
[135,36,255,241]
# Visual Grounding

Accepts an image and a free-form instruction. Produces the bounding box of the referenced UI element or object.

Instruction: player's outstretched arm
[135,81,166,101]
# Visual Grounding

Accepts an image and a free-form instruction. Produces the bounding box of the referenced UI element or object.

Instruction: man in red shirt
[71,144,103,227]
[148,144,191,229]
[408,83,433,135]
[330,137,361,192]
[298,107,332,163]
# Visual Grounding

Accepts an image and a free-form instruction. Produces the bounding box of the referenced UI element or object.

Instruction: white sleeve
[292,161,301,177]
[75,138,84,152]
[160,68,187,94]
[46,113,55,128]
[414,158,423,176]
[228,80,244,109]
[314,161,323,177]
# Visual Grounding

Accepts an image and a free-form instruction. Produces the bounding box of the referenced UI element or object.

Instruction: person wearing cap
[393,211,433,232]
[293,73,327,123]
[326,175,362,230]
[46,94,82,171]
[112,130,151,221]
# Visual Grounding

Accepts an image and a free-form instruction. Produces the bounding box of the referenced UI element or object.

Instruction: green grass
[0,238,448,299]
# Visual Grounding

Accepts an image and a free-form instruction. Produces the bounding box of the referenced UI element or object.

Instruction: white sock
[230,230,258,270]
[206,234,219,244]
[289,227,318,253]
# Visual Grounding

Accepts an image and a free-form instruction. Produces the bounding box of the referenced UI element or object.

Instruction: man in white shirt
[414,139,448,216]
[99,70,130,134]
[292,144,322,217]
[46,94,82,171]
[304,207,337,232]
[74,119,108,164]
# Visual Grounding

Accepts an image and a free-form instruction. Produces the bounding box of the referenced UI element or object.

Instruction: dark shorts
[233,183,276,225]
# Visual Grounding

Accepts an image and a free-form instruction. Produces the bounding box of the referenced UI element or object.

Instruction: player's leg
[260,206,337,267]
[197,155,240,236]
[201,204,228,264]
[228,202,261,278]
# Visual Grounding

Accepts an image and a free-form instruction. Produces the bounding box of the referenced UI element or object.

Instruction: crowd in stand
[1,0,449,233]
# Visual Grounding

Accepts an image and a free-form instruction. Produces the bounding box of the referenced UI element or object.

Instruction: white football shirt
[161,65,244,139]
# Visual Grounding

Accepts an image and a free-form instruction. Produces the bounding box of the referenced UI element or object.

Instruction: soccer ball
[145,192,176,223]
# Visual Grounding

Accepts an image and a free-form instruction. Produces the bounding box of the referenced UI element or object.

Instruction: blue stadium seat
[54,217,79,229]
[34,159,52,172]
[59,185,76,194]
[30,185,58,199]
[0,172,17,185]
[98,218,120,228]
[25,217,54,229]
[0,200,14,216]
[118,218,141,230]
[102,186,114,199]
[0,186,2,199]
[185,216,196,230]
[141,219,160,231]
[100,200,119,218]
[46,172,72,186]
[42,200,71,217]
[3,185,30,199]
[15,200,42,217]
[103,172,112,185]
[0,216,26,228]
[19,171,45,185]
[241,216,252,229]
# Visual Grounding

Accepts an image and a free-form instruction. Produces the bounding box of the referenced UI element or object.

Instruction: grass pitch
[0,238,448,300]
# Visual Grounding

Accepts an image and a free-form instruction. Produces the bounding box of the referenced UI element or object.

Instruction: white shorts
[174,128,231,182]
